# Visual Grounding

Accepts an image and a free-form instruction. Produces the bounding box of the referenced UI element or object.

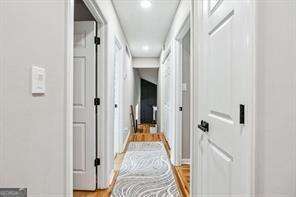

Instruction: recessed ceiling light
[142,45,149,51]
[140,0,152,9]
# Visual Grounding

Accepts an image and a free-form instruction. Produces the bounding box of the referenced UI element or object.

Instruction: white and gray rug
[112,142,181,197]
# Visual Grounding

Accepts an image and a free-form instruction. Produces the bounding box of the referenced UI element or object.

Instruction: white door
[163,54,172,147]
[73,21,96,191]
[193,0,253,196]
[113,42,121,155]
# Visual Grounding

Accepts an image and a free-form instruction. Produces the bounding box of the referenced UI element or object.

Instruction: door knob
[198,120,209,132]
[115,104,118,108]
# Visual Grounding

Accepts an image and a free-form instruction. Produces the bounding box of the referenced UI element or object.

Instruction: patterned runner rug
[112,142,181,197]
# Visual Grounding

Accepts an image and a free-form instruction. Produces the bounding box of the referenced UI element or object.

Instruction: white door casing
[73,21,97,191]
[192,0,254,196]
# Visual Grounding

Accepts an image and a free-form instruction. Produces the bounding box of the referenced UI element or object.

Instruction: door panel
[73,123,86,171]
[207,0,236,158]
[74,57,86,107]
[73,21,96,191]
[207,140,232,196]
[113,42,121,155]
[195,0,253,196]
[163,54,172,146]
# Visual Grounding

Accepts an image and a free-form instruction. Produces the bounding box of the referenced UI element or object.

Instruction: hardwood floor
[175,164,190,197]
[137,123,156,133]
[74,153,123,197]
[74,131,190,197]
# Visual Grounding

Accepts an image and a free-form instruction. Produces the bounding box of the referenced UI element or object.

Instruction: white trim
[121,130,131,153]
[161,44,172,64]
[172,14,190,166]
[249,1,256,195]
[65,0,74,196]
[83,0,106,24]
[190,0,201,195]
[107,129,130,187]
[108,169,116,187]
[181,158,191,165]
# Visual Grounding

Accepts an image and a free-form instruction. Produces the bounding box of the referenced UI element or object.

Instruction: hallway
[1,0,296,197]
[74,132,190,197]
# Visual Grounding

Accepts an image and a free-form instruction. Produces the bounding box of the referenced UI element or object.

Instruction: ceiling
[112,0,180,57]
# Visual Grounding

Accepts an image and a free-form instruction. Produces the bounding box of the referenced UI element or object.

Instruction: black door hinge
[94,158,100,166]
[94,98,100,106]
[240,104,245,124]
[95,37,100,45]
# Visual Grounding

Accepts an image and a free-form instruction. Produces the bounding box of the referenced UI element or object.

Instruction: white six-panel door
[73,21,96,191]
[163,54,172,148]
[193,0,254,196]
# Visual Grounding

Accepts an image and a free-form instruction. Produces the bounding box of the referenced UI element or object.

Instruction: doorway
[140,78,158,124]
[180,31,190,164]
[172,15,191,166]
[72,0,104,191]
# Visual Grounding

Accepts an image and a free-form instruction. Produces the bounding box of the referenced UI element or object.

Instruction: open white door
[193,0,254,196]
[163,53,172,148]
[73,21,96,191]
[113,40,122,155]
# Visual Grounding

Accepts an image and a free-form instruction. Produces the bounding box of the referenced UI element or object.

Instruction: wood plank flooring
[175,164,190,197]
[74,132,190,197]
[137,123,156,133]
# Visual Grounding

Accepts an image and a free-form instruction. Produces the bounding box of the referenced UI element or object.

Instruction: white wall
[133,57,159,68]
[0,1,69,196]
[0,0,135,193]
[255,1,296,197]
[164,0,190,49]
[138,68,159,85]
[94,0,135,188]
[157,0,190,163]
[158,0,190,131]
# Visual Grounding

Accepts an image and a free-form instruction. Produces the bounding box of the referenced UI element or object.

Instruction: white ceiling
[112,0,180,57]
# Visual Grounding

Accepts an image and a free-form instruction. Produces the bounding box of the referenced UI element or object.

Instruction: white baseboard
[121,129,131,152]
[108,130,131,186]
[108,169,115,186]
[181,158,190,165]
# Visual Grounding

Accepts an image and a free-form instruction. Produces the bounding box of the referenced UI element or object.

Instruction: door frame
[173,15,190,166]
[190,0,256,195]
[65,0,108,193]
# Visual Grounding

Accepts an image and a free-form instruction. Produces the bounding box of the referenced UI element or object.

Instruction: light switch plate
[32,66,46,94]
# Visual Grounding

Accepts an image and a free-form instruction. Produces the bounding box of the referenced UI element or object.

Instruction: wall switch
[32,66,46,94]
